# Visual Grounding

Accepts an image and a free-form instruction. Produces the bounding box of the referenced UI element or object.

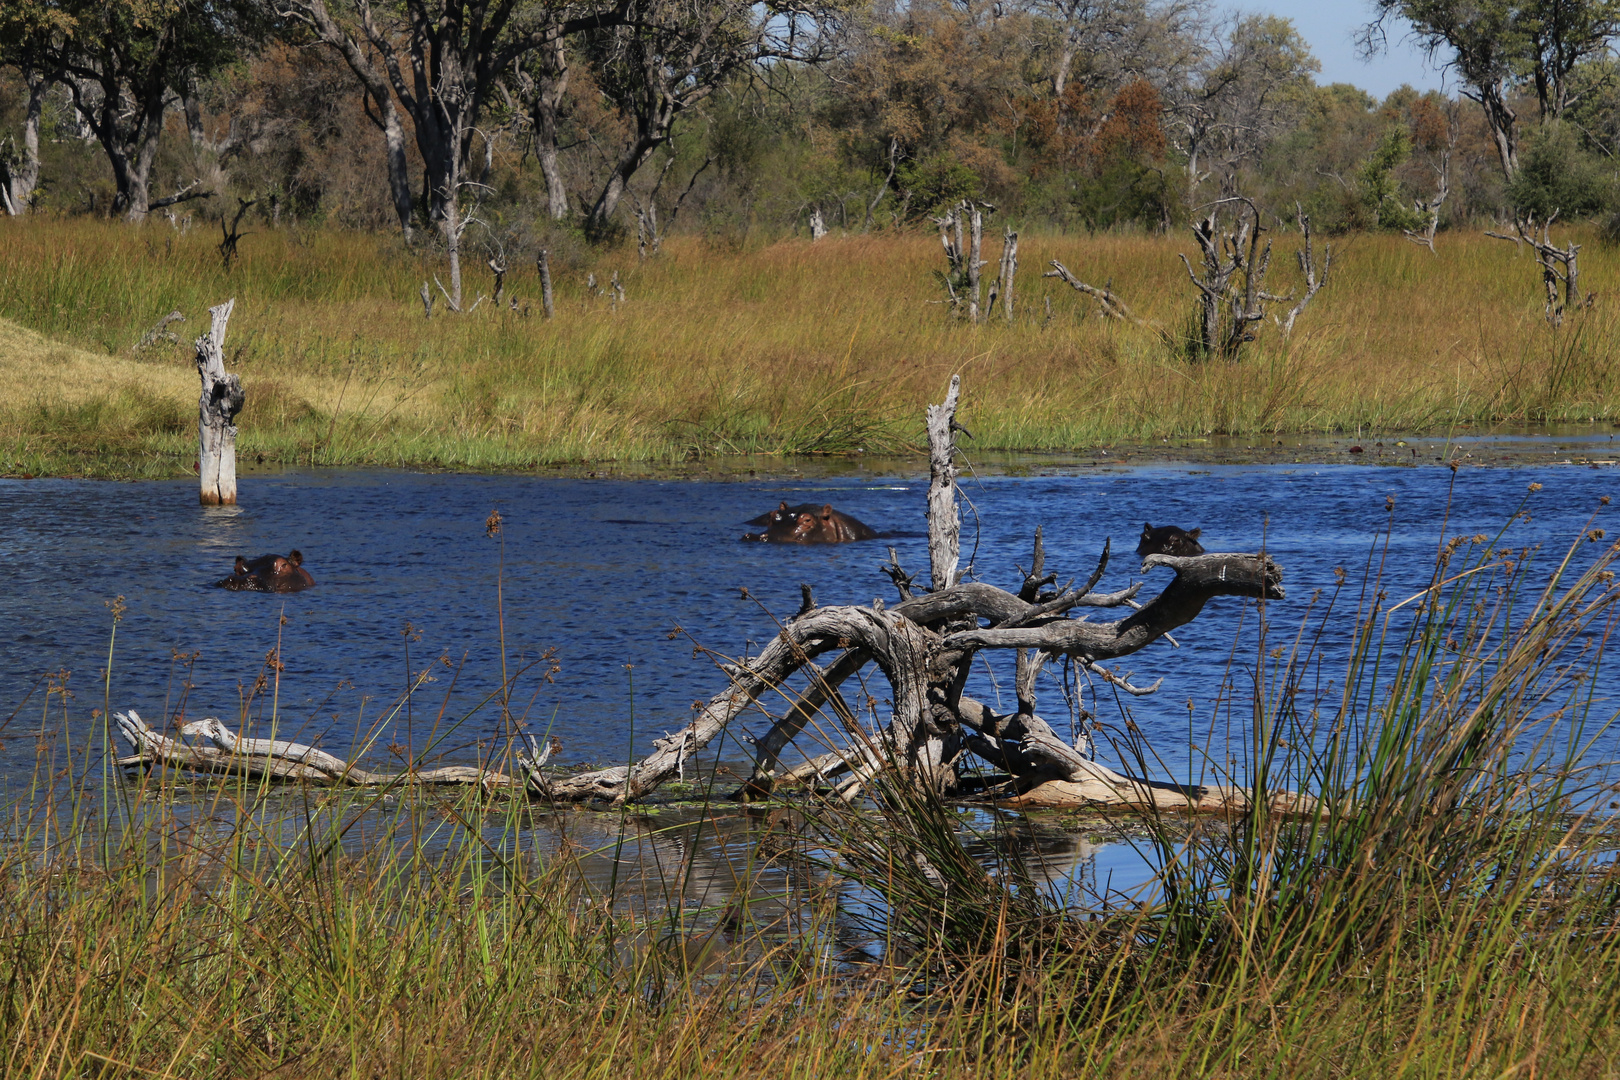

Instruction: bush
[1509,121,1611,221]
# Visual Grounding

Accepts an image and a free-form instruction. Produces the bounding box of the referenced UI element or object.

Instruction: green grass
[3,219,1620,477]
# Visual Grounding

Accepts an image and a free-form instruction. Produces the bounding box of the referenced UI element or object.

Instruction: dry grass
[1,218,1617,476]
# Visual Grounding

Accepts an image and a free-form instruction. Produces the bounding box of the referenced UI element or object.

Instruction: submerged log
[196,300,244,506]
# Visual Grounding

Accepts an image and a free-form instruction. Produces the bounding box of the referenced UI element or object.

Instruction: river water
[3,460,1618,908]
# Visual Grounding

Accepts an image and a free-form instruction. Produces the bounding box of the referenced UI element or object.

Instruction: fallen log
[114,711,521,789]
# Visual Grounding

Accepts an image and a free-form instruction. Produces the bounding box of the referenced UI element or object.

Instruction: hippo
[216,550,316,592]
[1136,523,1204,558]
[742,502,878,544]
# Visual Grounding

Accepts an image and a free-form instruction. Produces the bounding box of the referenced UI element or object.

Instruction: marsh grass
[6,504,1620,1076]
[3,220,1620,477]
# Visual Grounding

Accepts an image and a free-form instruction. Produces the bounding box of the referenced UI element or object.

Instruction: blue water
[2,463,1617,793]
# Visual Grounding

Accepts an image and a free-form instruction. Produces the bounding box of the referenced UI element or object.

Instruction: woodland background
[5,0,1620,249]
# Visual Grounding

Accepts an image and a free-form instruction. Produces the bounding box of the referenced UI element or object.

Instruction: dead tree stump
[195,299,243,506]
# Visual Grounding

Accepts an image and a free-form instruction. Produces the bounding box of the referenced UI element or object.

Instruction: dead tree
[1178,198,1296,359]
[934,200,994,321]
[1278,205,1332,338]
[1403,149,1451,255]
[195,300,244,506]
[517,376,1287,811]
[218,198,256,271]
[1487,214,1587,327]
[809,208,827,241]
[113,711,527,791]
[537,249,555,319]
[133,310,185,353]
[986,227,1018,322]
[1045,262,1151,328]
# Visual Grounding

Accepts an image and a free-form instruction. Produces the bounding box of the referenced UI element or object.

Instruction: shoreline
[7,425,1620,483]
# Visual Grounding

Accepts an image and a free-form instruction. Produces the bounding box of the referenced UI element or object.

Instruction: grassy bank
[2,219,1619,478]
[6,508,1620,1077]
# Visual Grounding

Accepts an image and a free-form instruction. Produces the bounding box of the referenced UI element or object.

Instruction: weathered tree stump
[195,300,244,505]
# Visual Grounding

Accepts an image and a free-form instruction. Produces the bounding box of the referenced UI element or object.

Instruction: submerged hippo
[216,550,316,592]
[743,502,878,544]
[1136,523,1204,558]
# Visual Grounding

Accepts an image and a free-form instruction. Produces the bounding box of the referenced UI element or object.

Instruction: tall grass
[3,219,1619,477]
[802,504,1620,1076]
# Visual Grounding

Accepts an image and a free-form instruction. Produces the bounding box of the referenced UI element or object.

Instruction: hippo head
[1137,522,1204,558]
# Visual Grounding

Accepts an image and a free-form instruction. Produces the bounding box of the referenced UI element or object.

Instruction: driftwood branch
[114,711,517,789]
[944,553,1283,660]
[1045,261,1154,331]
[133,309,185,353]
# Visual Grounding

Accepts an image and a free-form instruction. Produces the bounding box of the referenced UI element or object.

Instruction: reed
[3,499,1619,1077]
[2,219,1618,478]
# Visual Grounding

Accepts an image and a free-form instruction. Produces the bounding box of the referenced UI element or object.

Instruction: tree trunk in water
[196,300,243,506]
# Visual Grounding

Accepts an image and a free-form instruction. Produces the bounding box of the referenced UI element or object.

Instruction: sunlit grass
[2,219,1618,477]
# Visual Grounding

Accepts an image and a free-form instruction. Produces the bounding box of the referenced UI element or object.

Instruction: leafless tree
[1487,213,1588,326]
[580,0,842,237]
[1167,14,1318,197]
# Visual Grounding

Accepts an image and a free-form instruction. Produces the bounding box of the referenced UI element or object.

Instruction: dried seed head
[485,508,503,537]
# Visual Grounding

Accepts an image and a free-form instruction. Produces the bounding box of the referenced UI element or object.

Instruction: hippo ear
[1141,522,1153,534]
[1188,529,1201,541]
[821,504,834,520]
[778,501,789,513]
[289,549,303,566]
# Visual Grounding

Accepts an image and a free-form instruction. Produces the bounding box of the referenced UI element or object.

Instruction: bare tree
[1487,213,1587,326]
[1178,197,1291,358]
[934,199,994,321]
[580,0,840,236]
[1167,14,1318,197]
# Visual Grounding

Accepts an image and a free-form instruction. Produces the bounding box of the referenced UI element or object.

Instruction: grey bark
[0,69,49,216]
[195,300,243,506]
[538,248,555,318]
[115,711,518,788]
[925,374,962,590]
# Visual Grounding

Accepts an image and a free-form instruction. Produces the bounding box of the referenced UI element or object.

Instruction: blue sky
[1226,1,1449,99]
